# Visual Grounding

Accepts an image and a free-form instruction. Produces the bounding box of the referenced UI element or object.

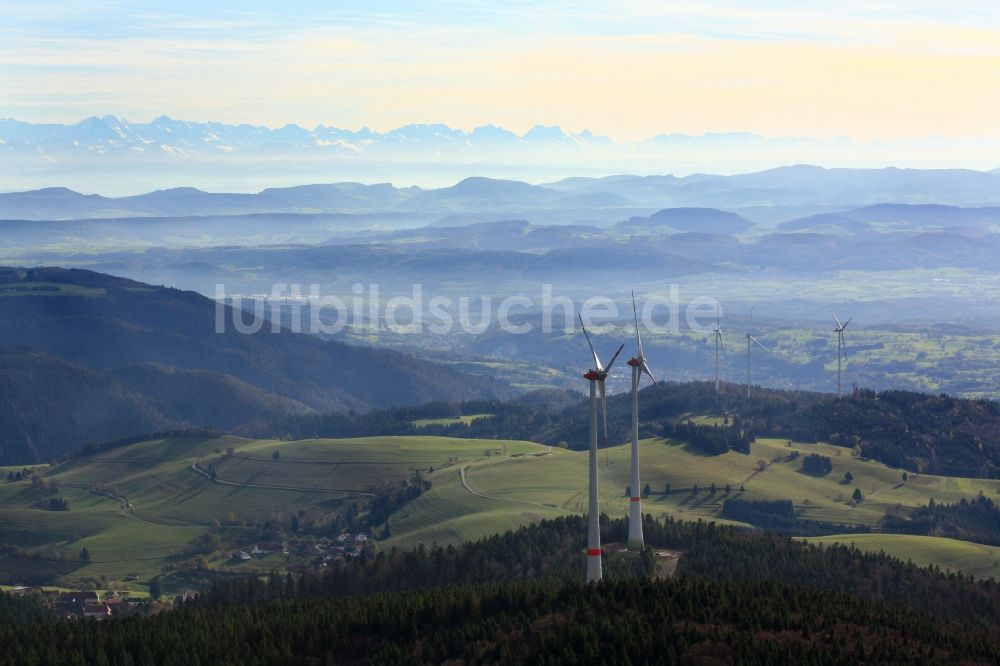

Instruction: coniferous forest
[3,515,999,665]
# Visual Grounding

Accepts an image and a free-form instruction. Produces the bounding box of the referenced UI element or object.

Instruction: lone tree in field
[272,449,281,461]
[843,471,854,484]
[852,488,864,503]
[642,483,651,498]
[79,547,90,562]
[149,577,162,600]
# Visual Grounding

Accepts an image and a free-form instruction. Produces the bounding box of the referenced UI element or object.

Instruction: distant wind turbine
[744,309,769,402]
[713,315,724,407]
[626,292,659,552]
[834,315,853,397]
[579,314,624,583]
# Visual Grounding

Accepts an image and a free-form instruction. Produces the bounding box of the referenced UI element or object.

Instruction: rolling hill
[2,430,998,591]
[0,267,507,463]
[0,350,174,464]
[617,207,755,234]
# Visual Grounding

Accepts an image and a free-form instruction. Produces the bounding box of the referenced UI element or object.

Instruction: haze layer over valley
[5,165,1000,400]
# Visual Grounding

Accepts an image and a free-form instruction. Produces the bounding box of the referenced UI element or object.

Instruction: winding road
[458,464,573,514]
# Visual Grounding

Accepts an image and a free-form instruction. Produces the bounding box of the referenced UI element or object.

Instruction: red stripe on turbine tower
[578,314,624,583]
[628,291,662,552]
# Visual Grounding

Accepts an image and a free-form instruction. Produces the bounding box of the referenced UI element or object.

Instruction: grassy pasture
[803,533,1000,580]
[3,432,1000,591]
[0,281,108,297]
[387,436,1000,575]
[412,413,493,427]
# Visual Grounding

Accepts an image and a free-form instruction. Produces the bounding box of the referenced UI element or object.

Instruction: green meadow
[412,413,493,427]
[2,433,998,593]
[802,534,1000,580]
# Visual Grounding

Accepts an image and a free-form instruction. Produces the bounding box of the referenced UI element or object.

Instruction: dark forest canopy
[882,495,1000,546]
[4,515,1000,665]
[6,578,1000,666]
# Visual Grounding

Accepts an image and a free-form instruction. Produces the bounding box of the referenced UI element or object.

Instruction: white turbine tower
[744,310,769,402]
[713,316,724,404]
[626,293,659,551]
[579,314,624,583]
[834,315,853,397]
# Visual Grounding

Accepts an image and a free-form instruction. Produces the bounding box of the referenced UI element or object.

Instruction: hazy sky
[3,1,1000,142]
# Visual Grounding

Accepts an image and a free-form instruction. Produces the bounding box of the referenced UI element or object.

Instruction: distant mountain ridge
[6,167,1000,222]
[778,203,1000,232]
[0,178,630,220]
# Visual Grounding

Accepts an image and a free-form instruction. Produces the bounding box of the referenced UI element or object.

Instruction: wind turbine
[579,314,624,583]
[744,310,769,402]
[834,315,852,397]
[713,316,724,405]
[626,293,659,551]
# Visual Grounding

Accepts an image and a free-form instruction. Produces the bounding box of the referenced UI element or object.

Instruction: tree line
[882,495,1000,546]
[248,381,1000,478]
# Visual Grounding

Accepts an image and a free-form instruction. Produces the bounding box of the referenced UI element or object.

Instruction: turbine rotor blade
[843,317,853,330]
[604,343,626,373]
[632,291,645,359]
[579,314,602,371]
[641,359,658,385]
[750,336,770,352]
[834,314,843,330]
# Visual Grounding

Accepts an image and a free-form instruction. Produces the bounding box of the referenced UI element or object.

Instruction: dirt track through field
[189,462,374,497]
[62,483,195,526]
[458,464,573,514]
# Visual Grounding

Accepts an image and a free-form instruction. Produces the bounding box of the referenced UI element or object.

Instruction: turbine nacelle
[629,291,659,386]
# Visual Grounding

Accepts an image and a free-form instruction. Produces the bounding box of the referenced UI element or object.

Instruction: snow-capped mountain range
[0,115,631,158]
[2,115,998,196]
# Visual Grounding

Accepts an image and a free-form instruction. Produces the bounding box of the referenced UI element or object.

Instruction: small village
[2,532,373,620]
[230,532,371,568]
[3,586,147,621]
